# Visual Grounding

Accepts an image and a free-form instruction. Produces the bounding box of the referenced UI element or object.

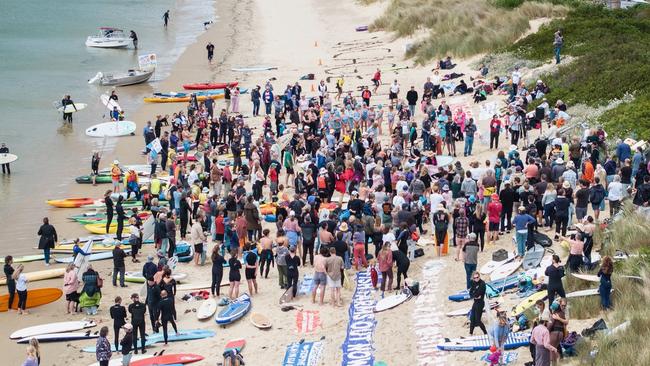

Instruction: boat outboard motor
[88,72,103,84]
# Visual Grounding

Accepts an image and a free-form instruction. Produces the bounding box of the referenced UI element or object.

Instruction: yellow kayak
[144,93,225,103]
[0,268,66,286]
[510,291,547,317]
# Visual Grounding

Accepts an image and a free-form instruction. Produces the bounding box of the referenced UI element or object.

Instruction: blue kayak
[153,88,248,98]
[216,293,251,325]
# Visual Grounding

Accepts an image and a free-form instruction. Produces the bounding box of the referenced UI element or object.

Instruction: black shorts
[489,222,499,231]
[215,233,224,241]
[286,167,294,174]
[229,273,241,282]
[66,292,79,302]
[389,92,397,100]
[373,79,380,87]
[245,268,256,280]
[194,243,204,254]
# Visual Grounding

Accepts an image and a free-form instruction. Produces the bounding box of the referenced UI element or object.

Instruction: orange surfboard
[0,288,63,312]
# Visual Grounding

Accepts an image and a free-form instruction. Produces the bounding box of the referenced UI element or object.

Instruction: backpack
[590,186,604,204]
[492,249,508,262]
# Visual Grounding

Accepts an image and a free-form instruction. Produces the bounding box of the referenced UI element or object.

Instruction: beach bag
[581,319,608,338]
[407,281,420,296]
[492,249,508,262]
[414,248,425,258]
[96,276,104,289]
[532,232,553,248]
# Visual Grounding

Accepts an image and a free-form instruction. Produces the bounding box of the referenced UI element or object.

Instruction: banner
[341,271,377,366]
[296,310,321,334]
[147,138,162,153]
[138,53,157,71]
[282,341,324,366]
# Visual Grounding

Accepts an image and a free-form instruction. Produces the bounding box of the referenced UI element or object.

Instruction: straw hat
[562,181,571,189]
[338,222,349,232]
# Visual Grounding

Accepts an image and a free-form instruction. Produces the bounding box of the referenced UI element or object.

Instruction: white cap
[113,160,119,165]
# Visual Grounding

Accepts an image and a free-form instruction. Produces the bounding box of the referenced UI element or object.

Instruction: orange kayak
[47,198,95,208]
[0,288,63,312]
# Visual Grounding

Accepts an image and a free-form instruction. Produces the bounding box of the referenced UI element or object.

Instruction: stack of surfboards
[437,331,531,351]
[9,320,97,343]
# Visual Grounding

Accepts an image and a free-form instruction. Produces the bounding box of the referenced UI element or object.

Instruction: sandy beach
[1,1,598,366]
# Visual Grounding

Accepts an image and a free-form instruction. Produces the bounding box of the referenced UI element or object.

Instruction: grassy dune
[365,0,569,63]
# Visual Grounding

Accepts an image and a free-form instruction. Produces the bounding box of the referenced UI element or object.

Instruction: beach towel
[296,310,321,333]
[481,351,518,364]
[479,101,498,121]
[282,340,324,366]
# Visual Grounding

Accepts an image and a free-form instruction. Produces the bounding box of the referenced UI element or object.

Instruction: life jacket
[111,166,121,179]
[127,171,138,183]
[317,175,327,189]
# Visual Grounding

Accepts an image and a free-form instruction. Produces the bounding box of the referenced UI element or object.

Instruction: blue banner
[341,271,377,366]
[282,341,324,366]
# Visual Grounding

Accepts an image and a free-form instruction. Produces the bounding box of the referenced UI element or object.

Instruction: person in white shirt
[14,264,29,314]
[318,80,328,105]
[389,80,400,106]
[511,66,522,95]
[607,175,624,216]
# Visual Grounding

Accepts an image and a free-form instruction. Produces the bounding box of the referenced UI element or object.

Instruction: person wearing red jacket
[489,115,501,149]
[486,193,502,245]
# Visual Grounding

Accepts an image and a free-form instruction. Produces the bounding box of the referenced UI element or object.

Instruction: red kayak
[182,82,238,90]
[130,353,204,366]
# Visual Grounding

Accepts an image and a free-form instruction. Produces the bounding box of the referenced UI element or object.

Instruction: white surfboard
[231,66,277,72]
[55,249,130,263]
[57,103,87,113]
[490,259,523,281]
[10,320,96,339]
[522,244,545,270]
[480,251,516,275]
[566,288,607,298]
[85,121,136,137]
[16,332,98,343]
[88,355,150,366]
[100,94,122,112]
[74,239,94,277]
[374,293,410,312]
[197,298,218,320]
[572,273,600,283]
[0,153,18,165]
[142,215,155,241]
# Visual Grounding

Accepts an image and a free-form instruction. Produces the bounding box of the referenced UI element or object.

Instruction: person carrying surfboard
[0,143,11,174]
[61,95,77,124]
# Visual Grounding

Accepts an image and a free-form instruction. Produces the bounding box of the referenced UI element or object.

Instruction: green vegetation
[365,0,569,63]
[507,4,650,139]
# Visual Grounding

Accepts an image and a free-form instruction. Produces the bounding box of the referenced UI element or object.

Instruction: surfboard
[0,288,63,312]
[197,298,218,320]
[571,273,600,282]
[57,103,87,113]
[124,271,187,283]
[510,291,547,317]
[216,293,251,325]
[479,251,516,275]
[0,268,66,286]
[448,282,499,302]
[231,66,277,72]
[85,121,136,137]
[16,332,98,343]
[10,320,96,339]
[0,153,18,165]
[88,355,150,366]
[490,259,523,281]
[437,331,531,351]
[129,354,204,366]
[522,244,545,270]
[74,239,94,277]
[250,312,272,329]
[374,293,410,312]
[55,249,130,263]
[279,287,293,304]
[81,329,215,352]
[567,288,607,298]
[100,94,122,112]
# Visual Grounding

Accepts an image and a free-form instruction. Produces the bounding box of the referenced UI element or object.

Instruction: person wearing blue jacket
[512,206,536,257]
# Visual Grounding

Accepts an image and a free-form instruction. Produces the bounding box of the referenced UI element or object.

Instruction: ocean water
[0,0,215,254]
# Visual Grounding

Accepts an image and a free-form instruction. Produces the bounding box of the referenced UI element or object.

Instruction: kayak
[182,82,238,90]
[84,223,118,234]
[47,198,94,208]
[75,175,114,184]
[144,94,224,103]
[154,89,225,98]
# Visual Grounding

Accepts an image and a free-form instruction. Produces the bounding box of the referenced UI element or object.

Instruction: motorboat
[88,53,157,87]
[89,69,154,86]
[85,27,131,48]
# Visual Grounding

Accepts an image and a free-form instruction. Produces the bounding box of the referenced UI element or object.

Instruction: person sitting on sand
[438,56,455,70]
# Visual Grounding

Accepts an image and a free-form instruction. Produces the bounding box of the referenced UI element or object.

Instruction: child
[369,260,379,289]
[120,324,134,365]
[110,296,127,351]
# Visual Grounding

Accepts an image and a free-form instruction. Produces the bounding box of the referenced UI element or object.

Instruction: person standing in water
[1,143,11,174]
[206,42,215,64]
[129,30,138,49]
[91,150,101,185]
[37,217,57,266]
[163,10,170,28]
[61,95,77,124]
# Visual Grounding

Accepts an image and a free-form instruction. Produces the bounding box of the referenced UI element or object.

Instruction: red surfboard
[182,82,239,90]
[130,354,204,366]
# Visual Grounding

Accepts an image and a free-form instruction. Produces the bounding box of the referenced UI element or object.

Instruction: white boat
[89,69,154,87]
[85,27,131,48]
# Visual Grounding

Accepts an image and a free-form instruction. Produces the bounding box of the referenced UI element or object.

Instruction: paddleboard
[522,244,545,270]
[437,331,530,351]
[88,355,150,366]
[16,332,98,343]
[374,293,410,312]
[446,301,500,317]
[0,153,18,165]
[0,288,63,312]
[0,254,45,264]
[129,354,204,366]
[448,282,499,302]
[81,329,216,352]
[197,298,218,320]
[279,287,293,304]
[479,251,516,275]
[510,291,547,317]
[216,293,251,325]
[55,249,130,263]
[57,103,87,113]
[567,288,606,298]
[490,259,523,281]
[250,312,272,329]
[100,94,122,112]
[0,268,66,286]
[85,121,136,137]
[124,271,187,283]
[176,283,213,292]
[225,338,246,352]
[10,320,96,339]
[231,66,277,72]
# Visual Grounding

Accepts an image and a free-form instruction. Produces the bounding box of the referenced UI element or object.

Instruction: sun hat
[562,181,571,189]
[338,222,349,232]
[555,158,564,164]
